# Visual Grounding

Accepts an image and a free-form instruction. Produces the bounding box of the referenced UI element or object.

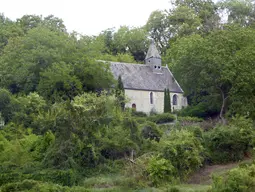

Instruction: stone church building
[110,41,187,114]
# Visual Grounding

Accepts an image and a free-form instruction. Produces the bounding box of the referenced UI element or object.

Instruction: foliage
[167,26,255,120]
[211,163,255,192]
[204,116,255,163]
[177,102,219,118]
[1,5,255,189]
[178,116,203,123]
[141,121,162,142]
[131,110,147,117]
[164,89,171,113]
[115,75,125,111]
[161,129,204,179]
[218,0,255,27]
[0,179,91,192]
[148,113,175,124]
[146,155,175,186]
[0,88,17,123]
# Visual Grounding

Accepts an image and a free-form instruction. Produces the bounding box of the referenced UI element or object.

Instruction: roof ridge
[111,62,167,68]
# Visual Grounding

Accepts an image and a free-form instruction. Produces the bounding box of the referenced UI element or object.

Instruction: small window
[154,66,157,69]
[132,103,136,111]
[148,60,150,62]
[173,94,178,105]
[158,66,161,69]
[150,92,153,104]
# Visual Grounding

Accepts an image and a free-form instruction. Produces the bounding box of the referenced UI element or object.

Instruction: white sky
[2,0,171,35]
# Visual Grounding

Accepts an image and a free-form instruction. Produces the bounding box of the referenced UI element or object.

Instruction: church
[110,41,187,114]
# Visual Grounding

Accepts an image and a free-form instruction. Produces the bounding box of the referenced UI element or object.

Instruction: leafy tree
[218,0,255,27]
[37,62,82,102]
[0,25,114,95]
[166,26,255,121]
[16,15,43,33]
[0,14,23,54]
[146,10,171,51]
[0,89,16,123]
[111,26,148,61]
[16,14,67,33]
[168,6,202,38]
[173,0,220,33]
[0,27,74,93]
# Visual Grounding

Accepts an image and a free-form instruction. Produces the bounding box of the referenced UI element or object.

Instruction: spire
[145,39,161,60]
[145,39,162,72]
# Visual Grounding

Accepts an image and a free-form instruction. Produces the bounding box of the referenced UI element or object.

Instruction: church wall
[124,89,187,114]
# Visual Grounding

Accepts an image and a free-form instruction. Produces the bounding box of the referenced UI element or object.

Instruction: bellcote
[145,40,162,72]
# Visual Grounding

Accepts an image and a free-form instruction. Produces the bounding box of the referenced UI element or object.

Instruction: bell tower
[145,40,162,72]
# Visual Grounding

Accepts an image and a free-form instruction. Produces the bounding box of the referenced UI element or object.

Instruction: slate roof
[145,40,161,59]
[110,62,183,93]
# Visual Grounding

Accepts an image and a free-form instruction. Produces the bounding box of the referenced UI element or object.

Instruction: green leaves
[167,26,255,119]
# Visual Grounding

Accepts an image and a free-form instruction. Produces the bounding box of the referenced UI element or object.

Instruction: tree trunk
[219,88,228,125]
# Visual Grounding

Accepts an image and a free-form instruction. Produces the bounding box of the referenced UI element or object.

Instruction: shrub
[211,163,255,192]
[204,117,255,163]
[134,117,147,124]
[178,116,203,123]
[161,129,204,179]
[141,122,162,142]
[177,102,219,118]
[131,110,147,117]
[31,169,78,186]
[0,180,38,192]
[0,179,91,192]
[146,155,175,186]
[148,113,175,124]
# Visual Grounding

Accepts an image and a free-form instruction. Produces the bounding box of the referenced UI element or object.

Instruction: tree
[146,10,171,51]
[168,6,202,38]
[166,26,255,121]
[0,25,114,95]
[164,88,171,113]
[218,0,255,27]
[111,26,148,61]
[116,75,125,111]
[0,14,23,54]
[37,62,82,102]
[173,0,220,33]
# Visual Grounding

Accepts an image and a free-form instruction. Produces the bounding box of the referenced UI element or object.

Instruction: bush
[178,116,203,123]
[134,117,147,124]
[161,129,204,179]
[31,169,78,186]
[204,117,255,163]
[148,113,175,124]
[211,163,255,192]
[0,169,78,187]
[146,155,175,186]
[177,102,219,118]
[0,179,91,192]
[131,110,147,117]
[141,122,162,142]
[0,180,38,192]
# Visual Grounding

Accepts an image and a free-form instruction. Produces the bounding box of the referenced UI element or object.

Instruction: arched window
[150,92,153,104]
[132,103,136,111]
[173,94,178,105]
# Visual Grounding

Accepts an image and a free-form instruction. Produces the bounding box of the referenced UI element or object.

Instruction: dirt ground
[187,159,252,185]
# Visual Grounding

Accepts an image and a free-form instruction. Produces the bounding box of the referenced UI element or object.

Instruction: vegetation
[164,88,171,113]
[1,0,255,191]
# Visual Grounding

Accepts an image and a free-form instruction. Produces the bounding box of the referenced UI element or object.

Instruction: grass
[80,173,212,192]
[170,184,211,192]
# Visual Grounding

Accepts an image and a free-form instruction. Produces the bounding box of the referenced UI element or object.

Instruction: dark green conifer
[116,75,125,110]
[164,88,171,113]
